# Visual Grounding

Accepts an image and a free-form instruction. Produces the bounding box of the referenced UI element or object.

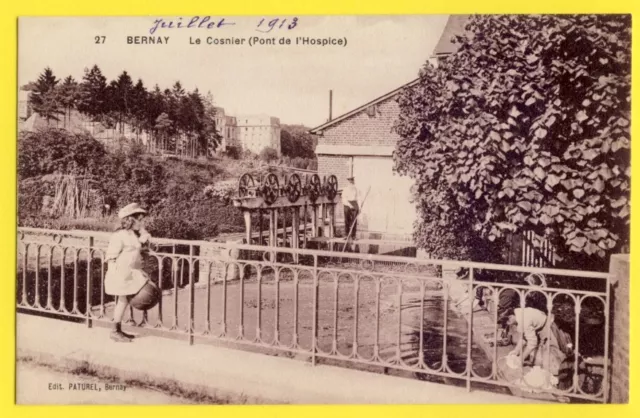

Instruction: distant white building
[214,107,240,151]
[237,114,281,155]
[18,90,32,121]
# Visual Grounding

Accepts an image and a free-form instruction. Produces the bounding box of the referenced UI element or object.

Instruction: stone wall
[609,254,629,403]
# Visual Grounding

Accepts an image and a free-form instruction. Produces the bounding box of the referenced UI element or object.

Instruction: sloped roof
[309,78,420,134]
[309,15,470,135]
[432,14,470,57]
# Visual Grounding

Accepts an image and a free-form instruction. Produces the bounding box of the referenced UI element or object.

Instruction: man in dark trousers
[342,176,359,240]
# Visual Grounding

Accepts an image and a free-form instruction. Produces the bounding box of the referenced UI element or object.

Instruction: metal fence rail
[16,228,612,403]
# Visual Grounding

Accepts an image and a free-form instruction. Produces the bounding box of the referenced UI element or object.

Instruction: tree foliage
[281,124,317,159]
[25,65,222,158]
[29,67,64,123]
[18,128,243,240]
[394,15,630,266]
[260,146,279,162]
[18,128,109,179]
[58,76,81,127]
[77,65,109,119]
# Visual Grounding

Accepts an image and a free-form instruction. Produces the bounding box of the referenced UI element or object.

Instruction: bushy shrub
[18,128,109,179]
[100,148,168,209]
[204,180,236,205]
[306,159,318,171]
[147,215,206,241]
[224,145,242,160]
[279,155,291,166]
[18,126,247,242]
[242,149,257,160]
[291,157,308,170]
[18,179,54,217]
[259,146,279,163]
[146,181,244,240]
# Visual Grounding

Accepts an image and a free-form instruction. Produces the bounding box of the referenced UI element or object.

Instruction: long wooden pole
[341,185,371,253]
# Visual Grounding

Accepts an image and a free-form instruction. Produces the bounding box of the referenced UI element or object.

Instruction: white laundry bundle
[513,366,559,393]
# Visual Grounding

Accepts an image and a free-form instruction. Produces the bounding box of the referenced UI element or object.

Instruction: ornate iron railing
[16,227,612,403]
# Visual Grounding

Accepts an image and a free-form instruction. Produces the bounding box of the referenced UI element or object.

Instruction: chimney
[329,90,333,121]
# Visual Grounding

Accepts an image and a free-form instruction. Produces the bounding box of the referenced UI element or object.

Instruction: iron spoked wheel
[238,173,255,198]
[263,173,280,205]
[287,174,302,203]
[326,175,338,200]
[308,174,321,201]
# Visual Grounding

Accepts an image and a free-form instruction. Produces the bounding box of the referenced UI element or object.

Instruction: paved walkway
[17,313,548,404]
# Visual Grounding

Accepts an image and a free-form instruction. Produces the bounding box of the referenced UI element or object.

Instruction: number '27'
[95,36,106,44]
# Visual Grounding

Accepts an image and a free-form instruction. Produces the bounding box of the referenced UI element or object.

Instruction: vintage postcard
[16,15,630,405]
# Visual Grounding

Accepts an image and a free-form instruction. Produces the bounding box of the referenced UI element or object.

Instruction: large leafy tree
[281,124,316,159]
[394,15,630,269]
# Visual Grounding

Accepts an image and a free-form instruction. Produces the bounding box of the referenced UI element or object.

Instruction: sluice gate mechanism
[232,172,340,255]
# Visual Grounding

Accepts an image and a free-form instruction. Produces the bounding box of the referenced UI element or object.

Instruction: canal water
[118,279,494,380]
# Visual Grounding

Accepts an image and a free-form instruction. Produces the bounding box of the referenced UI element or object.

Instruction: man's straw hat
[118,203,147,219]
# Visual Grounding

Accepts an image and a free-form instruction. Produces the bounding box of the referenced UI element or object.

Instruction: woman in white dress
[105,203,151,342]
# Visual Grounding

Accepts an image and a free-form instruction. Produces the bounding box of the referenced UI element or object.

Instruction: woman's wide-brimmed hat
[118,203,147,219]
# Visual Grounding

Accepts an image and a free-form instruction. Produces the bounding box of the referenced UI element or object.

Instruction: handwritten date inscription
[149,16,299,35]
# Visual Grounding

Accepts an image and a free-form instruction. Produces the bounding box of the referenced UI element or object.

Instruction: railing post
[259,209,264,245]
[329,204,336,238]
[604,277,611,403]
[243,210,252,245]
[274,209,280,247]
[303,204,308,248]
[466,267,474,392]
[312,255,318,366]
[311,205,318,238]
[269,209,277,247]
[86,236,94,329]
[188,245,195,345]
[292,208,300,263]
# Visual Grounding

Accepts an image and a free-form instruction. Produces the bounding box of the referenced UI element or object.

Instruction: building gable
[431,14,470,58]
[315,94,403,150]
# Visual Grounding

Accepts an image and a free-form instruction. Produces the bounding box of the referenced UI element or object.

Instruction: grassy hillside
[18,128,296,240]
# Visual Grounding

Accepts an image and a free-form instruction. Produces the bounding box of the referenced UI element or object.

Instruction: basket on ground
[130,281,161,310]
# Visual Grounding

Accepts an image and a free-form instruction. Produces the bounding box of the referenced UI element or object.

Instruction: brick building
[310,15,469,237]
[310,81,419,236]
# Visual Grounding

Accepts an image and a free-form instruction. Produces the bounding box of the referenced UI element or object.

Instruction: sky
[19,16,449,127]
